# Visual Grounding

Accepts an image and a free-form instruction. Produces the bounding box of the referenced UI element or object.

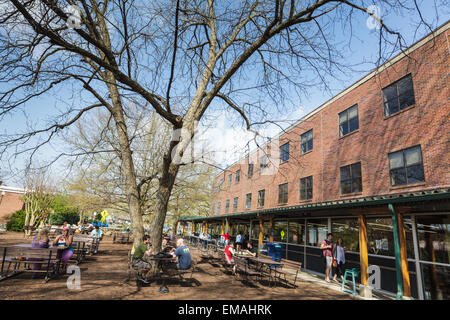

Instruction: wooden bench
[113,232,132,244]
[234,256,261,282]
[127,250,197,288]
[268,257,302,288]
[73,235,99,255]
[0,246,61,282]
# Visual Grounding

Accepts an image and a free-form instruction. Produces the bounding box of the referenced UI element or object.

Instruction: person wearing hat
[52,227,74,268]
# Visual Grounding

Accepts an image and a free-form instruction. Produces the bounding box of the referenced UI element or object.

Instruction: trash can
[266,242,283,268]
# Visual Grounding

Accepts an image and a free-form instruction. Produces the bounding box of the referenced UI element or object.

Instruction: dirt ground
[0,231,357,300]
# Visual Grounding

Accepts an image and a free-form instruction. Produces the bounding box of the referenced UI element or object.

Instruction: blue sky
[1,1,448,186]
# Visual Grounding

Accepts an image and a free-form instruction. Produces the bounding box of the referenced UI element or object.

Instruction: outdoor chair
[342,268,359,296]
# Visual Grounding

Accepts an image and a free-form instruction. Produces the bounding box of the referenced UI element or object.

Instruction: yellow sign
[100,210,109,223]
[280,230,285,240]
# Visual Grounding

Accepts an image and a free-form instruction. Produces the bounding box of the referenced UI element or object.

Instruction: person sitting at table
[31,229,50,277]
[162,234,168,247]
[32,229,50,249]
[90,226,103,254]
[52,227,74,268]
[224,240,236,274]
[132,235,153,267]
[243,241,257,257]
[169,238,192,270]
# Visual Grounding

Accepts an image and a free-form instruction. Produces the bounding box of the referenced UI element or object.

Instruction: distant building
[180,23,450,300]
[0,184,26,222]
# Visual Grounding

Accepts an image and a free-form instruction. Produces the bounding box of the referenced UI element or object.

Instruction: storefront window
[307,219,328,246]
[416,215,450,264]
[366,217,394,256]
[331,218,359,252]
[250,220,270,241]
[288,220,305,245]
[273,221,288,242]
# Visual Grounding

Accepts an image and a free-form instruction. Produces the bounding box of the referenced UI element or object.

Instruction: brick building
[180,23,450,300]
[0,184,25,223]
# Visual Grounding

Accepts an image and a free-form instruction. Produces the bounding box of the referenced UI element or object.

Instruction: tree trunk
[106,72,144,248]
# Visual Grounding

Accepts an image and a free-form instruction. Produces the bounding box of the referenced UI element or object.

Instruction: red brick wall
[211,27,450,215]
[0,192,25,222]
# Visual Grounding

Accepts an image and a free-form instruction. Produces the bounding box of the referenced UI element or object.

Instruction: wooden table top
[248,256,283,265]
[12,243,68,250]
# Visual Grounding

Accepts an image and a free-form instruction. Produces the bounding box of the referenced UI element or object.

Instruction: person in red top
[222,232,231,246]
[224,240,236,274]
[320,233,334,283]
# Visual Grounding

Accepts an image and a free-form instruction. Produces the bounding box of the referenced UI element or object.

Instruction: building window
[383,74,415,117]
[339,104,359,137]
[280,142,290,163]
[248,163,254,178]
[278,183,288,204]
[257,189,265,207]
[219,179,224,190]
[212,203,215,214]
[260,154,268,173]
[225,200,230,213]
[301,129,313,154]
[388,145,425,186]
[228,174,232,187]
[235,170,240,183]
[217,202,221,214]
[245,193,252,209]
[299,176,313,200]
[233,197,238,211]
[340,162,362,194]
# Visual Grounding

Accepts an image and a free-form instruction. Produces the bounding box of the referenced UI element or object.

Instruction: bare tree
[22,167,54,237]
[0,1,436,258]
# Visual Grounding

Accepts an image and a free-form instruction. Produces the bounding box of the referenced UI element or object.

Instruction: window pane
[273,221,288,242]
[348,105,358,119]
[399,92,415,110]
[404,146,422,166]
[406,164,425,184]
[340,122,349,137]
[352,162,362,177]
[390,168,407,186]
[349,117,359,132]
[340,165,351,180]
[288,221,305,245]
[352,178,362,193]
[389,151,404,169]
[258,190,265,207]
[385,99,399,116]
[397,75,413,96]
[307,139,313,151]
[339,111,348,124]
[366,217,395,256]
[416,215,450,264]
[246,193,252,209]
[341,180,352,194]
[248,163,253,177]
[383,85,397,102]
[307,219,328,247]
[331,218,359,252]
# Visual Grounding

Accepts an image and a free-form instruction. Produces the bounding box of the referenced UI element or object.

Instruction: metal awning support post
[389,203,404,300]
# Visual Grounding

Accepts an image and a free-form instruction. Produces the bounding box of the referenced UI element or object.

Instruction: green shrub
[6,210,26,232]
[47,195,80,225]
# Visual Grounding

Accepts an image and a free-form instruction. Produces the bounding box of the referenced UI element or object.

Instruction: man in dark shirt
[170,238,192,270]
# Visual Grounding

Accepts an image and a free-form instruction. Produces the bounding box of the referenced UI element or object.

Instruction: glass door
[414,214,450,300]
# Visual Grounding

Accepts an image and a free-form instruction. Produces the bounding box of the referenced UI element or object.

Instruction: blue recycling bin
[266,242,283,268]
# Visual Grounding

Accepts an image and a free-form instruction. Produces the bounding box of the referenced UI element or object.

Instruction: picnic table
[0,245,66,282]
